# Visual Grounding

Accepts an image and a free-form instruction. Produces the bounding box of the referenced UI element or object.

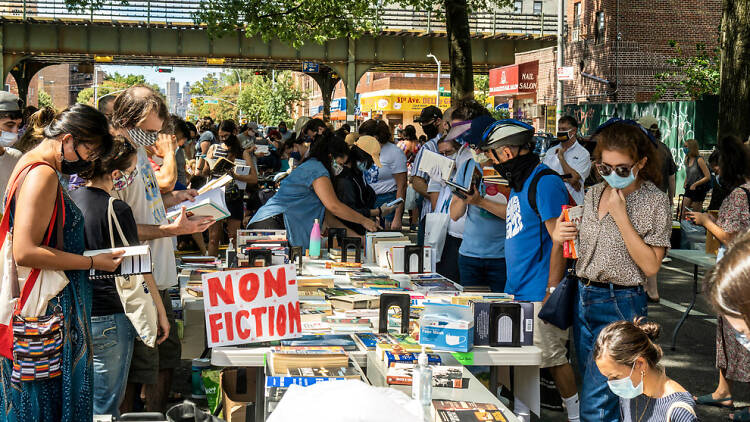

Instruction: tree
[238,72,305,125]
[718,0,750,139]
[38,89,53,109]
[653,41,720,101]
[77,72,160,106]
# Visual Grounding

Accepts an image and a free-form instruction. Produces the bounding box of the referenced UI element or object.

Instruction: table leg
[255,365,264,422]
[514,365,540,417]
[670,264,699,351]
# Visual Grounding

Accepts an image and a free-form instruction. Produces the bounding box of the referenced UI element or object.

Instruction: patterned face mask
[113,168,138,191]
[128,128,159,147]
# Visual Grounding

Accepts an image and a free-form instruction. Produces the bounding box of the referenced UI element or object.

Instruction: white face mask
[0,131,18,147]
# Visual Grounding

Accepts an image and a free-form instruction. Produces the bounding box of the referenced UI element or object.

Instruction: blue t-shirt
[504,164,569,301]
[248,159,329,248]
[457,160,506,259]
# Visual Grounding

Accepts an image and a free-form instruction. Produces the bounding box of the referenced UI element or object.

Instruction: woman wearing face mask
[69,137,169,418]
[248,134,380,249]
[553,119,672,422]
[680,138,711,215]
[0,104,124,422]
[332,138,397,237]
[685,135,750,417]
[594,319,697,422]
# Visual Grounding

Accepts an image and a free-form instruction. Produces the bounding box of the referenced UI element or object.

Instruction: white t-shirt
[542,141,591,206]
[364,142,407,195]
[112,148,177,290]
[0,147,22,199]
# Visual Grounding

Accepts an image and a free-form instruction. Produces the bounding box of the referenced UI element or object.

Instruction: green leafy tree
[77,72,160,106]
[653,42,720,101]
[238,71,305,125]
[38,89,54,109]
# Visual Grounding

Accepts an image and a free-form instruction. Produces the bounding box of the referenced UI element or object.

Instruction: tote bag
[107,197,159,348]
[424,199,451,263]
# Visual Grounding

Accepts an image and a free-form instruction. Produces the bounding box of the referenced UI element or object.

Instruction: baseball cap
[463,115,496,147]
[355,135,382,167]
[442,120,471,143]
[637,115,659,130]
[0,92,21,112]
[479,119,535,151]
[344,132,360,146]
[414,106,443,123]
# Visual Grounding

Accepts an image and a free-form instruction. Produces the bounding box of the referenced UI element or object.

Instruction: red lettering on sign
[207,275,235,306]
[224,312,234,341]
[208,313,223,343]
[238,272,260,302]
[276,305,287,337]
[287,302,301,334]
[251,307,266,337]
[264,267,287,298]
[268,305,276,336]
[236,310,251,339]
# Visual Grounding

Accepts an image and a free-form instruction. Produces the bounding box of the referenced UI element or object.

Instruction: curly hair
[593,122,662,187]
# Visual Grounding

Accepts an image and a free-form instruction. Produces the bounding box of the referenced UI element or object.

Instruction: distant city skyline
[99,64,216,91]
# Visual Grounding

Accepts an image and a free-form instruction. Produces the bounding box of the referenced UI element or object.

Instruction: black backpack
[526,168,571,261]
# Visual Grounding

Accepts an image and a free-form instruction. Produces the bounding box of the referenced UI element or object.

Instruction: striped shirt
[409,136,439,218]
[620,392,697,422]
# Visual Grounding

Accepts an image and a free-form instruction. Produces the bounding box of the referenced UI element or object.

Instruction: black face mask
[492,149,540,192]
[60,142,92,175]
[422,123,439,140]
[279,127,287,134]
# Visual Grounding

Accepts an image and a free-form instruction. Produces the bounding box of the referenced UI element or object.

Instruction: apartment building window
[533,1,542,15]
[514,0,523,14]
[572,2,581,41]
[595,11,605,43]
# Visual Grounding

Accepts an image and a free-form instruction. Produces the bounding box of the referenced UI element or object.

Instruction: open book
[84,244,151,279]
[417,149,455,182]
[166,186,229,222]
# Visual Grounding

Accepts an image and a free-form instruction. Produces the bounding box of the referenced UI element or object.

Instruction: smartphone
[385,197,404,207]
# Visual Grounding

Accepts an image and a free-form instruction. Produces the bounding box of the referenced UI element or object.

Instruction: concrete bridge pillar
[309,66,341,123]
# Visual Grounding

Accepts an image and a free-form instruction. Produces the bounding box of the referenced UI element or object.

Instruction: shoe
[694,393,734,409]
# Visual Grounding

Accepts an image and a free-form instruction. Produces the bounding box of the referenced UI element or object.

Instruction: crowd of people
[1,84,750,422]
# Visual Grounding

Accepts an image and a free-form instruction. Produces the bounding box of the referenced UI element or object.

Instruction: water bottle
[309,218,321,258]
[412,346,432,407]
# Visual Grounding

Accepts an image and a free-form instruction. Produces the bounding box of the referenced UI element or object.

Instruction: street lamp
[427,53,441,106]
[232,69,243,119]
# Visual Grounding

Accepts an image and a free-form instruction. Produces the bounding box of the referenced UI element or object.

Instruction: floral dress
[715,181,750,382]
[0,184,93,421]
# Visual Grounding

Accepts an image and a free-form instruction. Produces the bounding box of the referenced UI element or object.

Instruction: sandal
[730,408,750,421]
[695,393,734,409]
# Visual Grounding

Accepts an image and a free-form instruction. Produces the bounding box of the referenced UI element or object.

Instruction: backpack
[526,167,572,261]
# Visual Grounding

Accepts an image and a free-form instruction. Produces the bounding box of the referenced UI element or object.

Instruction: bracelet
[88,256,94,270]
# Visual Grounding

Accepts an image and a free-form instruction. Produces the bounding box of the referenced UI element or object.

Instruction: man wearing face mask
[479,119,580,422]
[411,106,447,242]
[0,92,23,197]
[542,116,591,206]
[278,120,293,141]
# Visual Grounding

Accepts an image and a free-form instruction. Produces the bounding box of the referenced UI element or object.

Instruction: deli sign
[489,61,539,96]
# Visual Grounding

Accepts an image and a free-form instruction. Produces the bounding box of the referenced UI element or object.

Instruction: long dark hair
[219,120,243,158]
[79,136,137,180]
[359,119,392,145]
[304,132,349,177]
[44,103,113,160]
[718,135,750,190]
[593,122,662,187]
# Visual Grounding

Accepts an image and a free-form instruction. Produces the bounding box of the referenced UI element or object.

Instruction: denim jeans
[573,281,647,422]
[457,254,507,293]
[92,313,136,417]
[374,191,398,224]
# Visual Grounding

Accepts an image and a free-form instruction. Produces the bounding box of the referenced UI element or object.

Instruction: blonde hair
[684,139,700,159]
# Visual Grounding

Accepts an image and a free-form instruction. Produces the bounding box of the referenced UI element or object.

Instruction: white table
[366,352,521,422]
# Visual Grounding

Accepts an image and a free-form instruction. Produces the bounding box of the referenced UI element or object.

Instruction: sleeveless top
[684,156,703,187]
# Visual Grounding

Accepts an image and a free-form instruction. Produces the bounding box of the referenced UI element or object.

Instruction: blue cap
[462,115,496,147]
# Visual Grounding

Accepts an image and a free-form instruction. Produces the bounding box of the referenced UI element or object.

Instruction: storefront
[311,98,347,121]
[358,89,450,132]
[489,61,546,129]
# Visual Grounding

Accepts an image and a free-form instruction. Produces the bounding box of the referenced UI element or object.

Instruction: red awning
[489,61,539,96]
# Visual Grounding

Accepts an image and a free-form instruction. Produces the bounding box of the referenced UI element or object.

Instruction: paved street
[541,257,735,421]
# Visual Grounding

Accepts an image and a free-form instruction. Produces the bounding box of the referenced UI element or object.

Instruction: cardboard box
[419,303,474,352]
[221,367,257,422]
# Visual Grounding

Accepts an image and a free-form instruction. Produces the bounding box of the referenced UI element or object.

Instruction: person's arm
[143,273,170,344]
[466,187,506,219]
[312,176,380,232]
[136,206,214,241]
[556,148,582,190]
[689,211,732,245]
[152,134,178,192]
[391,172,406,230]
[608,189,666,277]
[428,191,439,210]
[232,149,259,186]
[13,166,123,271]
[691,157,712,189]
[450,193,469,221]
[668,175,676,200]
[411,175,429,198]
[544,218,566,303]
[197,140,212,175]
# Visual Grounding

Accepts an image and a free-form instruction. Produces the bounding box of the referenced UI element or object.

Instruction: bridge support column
[9,60,47,107]
[346,38,356,127]
[309,66,340,123]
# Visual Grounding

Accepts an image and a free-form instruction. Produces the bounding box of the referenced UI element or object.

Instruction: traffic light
[254,70,267,76]
[156,67,172,73]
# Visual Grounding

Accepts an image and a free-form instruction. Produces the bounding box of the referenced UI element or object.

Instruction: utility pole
[555,0,564,132]
[93,65,98,108]
[427,54,441,106]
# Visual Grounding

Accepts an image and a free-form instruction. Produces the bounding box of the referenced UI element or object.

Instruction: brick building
[494,0,722,130]
[4,64,102,110]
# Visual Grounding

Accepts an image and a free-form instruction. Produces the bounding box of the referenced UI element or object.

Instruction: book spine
[265,376,345,388]
[386,375,412,385]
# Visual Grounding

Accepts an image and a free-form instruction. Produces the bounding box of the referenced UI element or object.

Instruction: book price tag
[451,351,474,366]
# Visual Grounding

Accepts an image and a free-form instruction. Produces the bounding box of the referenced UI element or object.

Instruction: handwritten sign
[202,264,301,347]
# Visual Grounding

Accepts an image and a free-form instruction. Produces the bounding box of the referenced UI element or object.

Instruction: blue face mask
[290,151,302,161]
[357,162,369,172]
[606,361,644,399]
[735,332,750,352]
[602,168,637,190]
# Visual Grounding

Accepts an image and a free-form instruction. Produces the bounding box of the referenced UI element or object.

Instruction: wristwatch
[547,286,556,294]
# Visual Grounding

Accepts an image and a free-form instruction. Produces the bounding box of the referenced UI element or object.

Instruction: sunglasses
[596,162,636,178]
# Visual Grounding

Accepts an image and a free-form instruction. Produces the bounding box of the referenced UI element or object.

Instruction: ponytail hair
[15,107,56,153]
[593,318,664,371]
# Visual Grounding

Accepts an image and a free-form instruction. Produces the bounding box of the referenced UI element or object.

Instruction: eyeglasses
[596,162,636,178]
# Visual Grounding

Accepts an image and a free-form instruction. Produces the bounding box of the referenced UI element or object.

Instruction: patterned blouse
[575,181,672,286]
[717,181,750,235]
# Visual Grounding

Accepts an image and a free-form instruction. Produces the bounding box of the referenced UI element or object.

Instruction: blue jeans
[374,191,398,224]
[92,313,136,417]
[573,281,647,422]
[457,254,507,293]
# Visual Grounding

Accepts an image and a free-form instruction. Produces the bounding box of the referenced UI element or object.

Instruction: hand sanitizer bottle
[309,219,321,258]
[225,239,236,268]
[412,346,432,407]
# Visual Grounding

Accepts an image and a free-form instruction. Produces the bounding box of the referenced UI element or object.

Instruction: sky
[100,65,218,90]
